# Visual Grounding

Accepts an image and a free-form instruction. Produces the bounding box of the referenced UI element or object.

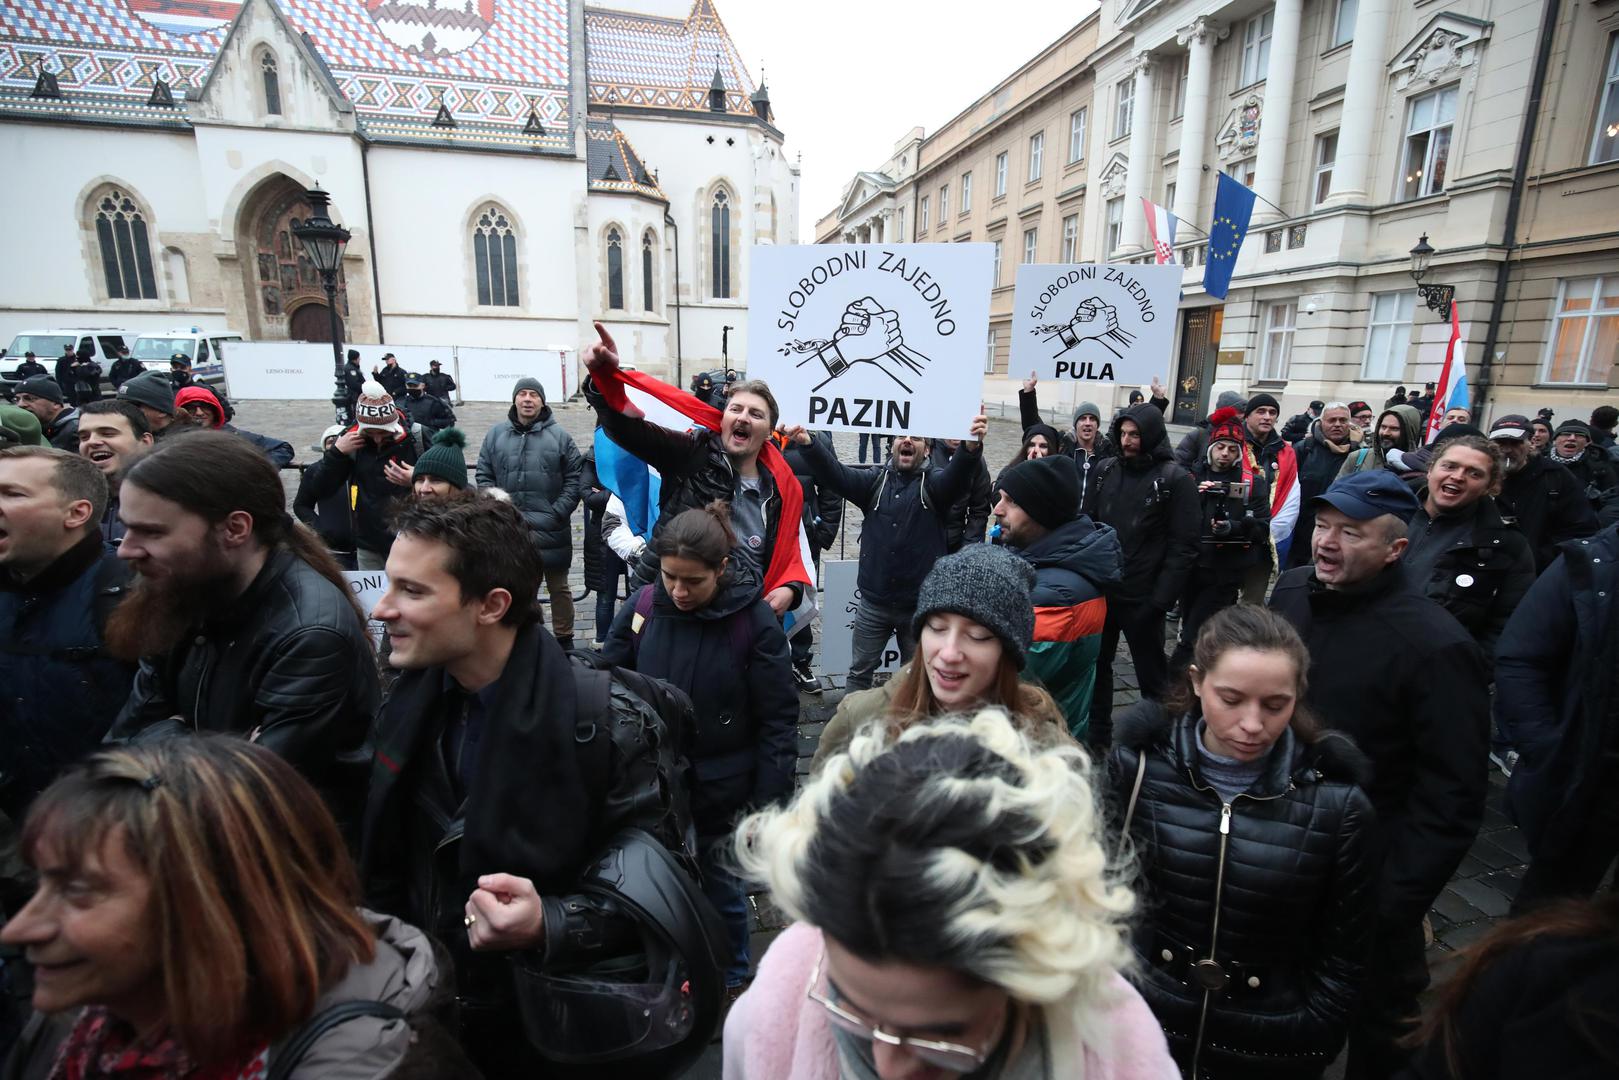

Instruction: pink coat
[722,923,1180,1080]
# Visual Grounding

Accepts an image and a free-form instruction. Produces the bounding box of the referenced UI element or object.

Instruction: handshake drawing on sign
[779,296,933,393]
[1031,298,1137,360]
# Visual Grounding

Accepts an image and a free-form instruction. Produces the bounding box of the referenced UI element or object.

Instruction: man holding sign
[583,324,810,616]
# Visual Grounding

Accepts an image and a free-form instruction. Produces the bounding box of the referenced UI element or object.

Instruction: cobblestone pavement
[237,397,1524,1078]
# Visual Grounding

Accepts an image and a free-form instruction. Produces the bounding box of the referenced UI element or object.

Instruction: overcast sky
[716,0,1101,241]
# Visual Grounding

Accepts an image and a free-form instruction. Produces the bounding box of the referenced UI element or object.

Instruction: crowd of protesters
[2,324,1618,1080]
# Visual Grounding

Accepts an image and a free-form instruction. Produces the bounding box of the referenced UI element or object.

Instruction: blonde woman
[725,709,1178,1079]
[1,738,476,1079]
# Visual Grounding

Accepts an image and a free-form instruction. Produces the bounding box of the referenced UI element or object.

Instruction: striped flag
[1425,303,1467,443]
[1141,197,1178,265]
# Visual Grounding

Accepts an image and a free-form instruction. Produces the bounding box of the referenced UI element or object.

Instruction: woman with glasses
[1,738,477,1079]
[724,708,1176,1079]
[1107,605,1376,1079]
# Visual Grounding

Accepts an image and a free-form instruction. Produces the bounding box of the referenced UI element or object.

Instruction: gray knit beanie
[1073,401,1101,424]
[117,370,176,415]
[512,376,545,403]
[911,545,1037,669]
[1215,390,1247,412]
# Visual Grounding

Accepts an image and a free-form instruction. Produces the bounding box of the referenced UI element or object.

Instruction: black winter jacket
[797,433,984,609]
[474,406,582,569]
[1083,404,1200,609]
[1269,563,1489,926]
[106,550,380,843]
[1404,493,1535,661]
[341,361,366,404]
[373,363,408,398]
[1553,448,1619,527]
[603,574,797,836]
[1109,704,1375,1079]
[587,379,806,599]
[929,438,991,551]
[0,537,134,820]
[397,390,455,439]
[224,423,294,469]
[299,426,420,555]
[579,449,624,596]
[781,432,845,555]
[423,370,456,401]
[1187,458,1271,575]
[293,465,356,559]
[1496,525,1619,860]
[1496,454,1597,572]
[68,359,102,401]
[106,356,143,389]
[42,407,79,453]
[1287,423,1362,568]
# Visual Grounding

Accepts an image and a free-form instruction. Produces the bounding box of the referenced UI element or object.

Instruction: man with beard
[1340,403,1422,479]
[399,372,456,440]
[105,431,380,842]
[76,400,154,547]
[786,415,988,689]
[1287,402,1360,568]
[299,381,421,570]
[994,453,1120,737]
[585,325,810,615]
[1548,419,1619,526]
[1269,471,1489,1079]
[1348,400,1376,434]
[13,378,78,452]
[1489,414,1597,572]
[1082,403,1199,748]
[1404,434,1534,660]
[1237,392,1300,601]
[0,447,134,831]
[476,378,582,647]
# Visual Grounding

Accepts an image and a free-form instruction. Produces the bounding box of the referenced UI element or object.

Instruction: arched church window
[93,189,158,300]
[711,189,731,299]
[260,50,281,116]
[606,228,624,310]
[642,230,656,312]
[473,205,519,307]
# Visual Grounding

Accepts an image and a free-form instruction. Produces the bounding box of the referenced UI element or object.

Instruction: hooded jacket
[1338,405,1422,479]
[602,572,797,834]
[474,403,583,569]
[1083,404,1200,610]
[1404,491,1535,661]
[1496,453,1599,571]
[1108,704,1375,1079]
[1268,562,1489,926]
[299,425,420,555]
[1496,526,1619,860]
[1014,516,1120,737]
[107,549,380,845]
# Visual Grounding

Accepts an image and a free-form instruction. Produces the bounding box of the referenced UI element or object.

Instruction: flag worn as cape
[591,365,810,596]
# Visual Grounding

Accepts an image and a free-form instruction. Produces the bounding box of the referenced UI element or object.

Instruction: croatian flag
[1425,303,1468,443]
[1141,198,1178,265]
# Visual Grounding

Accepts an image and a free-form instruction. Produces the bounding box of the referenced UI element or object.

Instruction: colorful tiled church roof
[586,117,664,199]
[585,0,761,118]
[0,0,571,144]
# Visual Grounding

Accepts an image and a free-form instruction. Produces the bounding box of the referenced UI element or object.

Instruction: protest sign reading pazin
[749,244,993,438]
[1009,264,1181,385]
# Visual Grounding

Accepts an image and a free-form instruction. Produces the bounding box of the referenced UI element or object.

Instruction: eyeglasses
[803,946,993,1073]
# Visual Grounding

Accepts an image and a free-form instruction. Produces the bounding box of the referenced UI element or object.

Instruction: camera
[1200,481,1253,546]
[1200,481,1251,500]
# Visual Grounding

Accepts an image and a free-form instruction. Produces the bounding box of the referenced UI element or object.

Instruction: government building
[1,0,798,385]
[819,0,1619,424]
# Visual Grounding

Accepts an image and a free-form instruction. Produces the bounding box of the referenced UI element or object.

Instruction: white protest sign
[748,244,993,439]
[342,570,389,647]
[457,347,565,403]
[817,560,901,678]
[1010,264,1180,385]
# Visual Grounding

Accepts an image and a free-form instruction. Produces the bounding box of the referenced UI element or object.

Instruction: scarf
[50,1009,266,1080]
[1549,446,1585,467]
[592,366,809,595]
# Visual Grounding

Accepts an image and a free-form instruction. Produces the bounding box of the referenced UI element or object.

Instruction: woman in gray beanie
[810,544,1067,772]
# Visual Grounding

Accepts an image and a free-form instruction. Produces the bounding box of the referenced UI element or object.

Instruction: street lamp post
[1408,233,1454,321]
[290,187,352,423]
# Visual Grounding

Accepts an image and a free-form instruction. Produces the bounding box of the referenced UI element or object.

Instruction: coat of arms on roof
[365,0,495,58]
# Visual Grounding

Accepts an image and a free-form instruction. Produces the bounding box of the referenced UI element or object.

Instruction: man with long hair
[103,430,379,842]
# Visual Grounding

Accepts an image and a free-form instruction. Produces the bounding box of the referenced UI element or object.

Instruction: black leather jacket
[1109,704,1376,1079]
[107,549,379,841]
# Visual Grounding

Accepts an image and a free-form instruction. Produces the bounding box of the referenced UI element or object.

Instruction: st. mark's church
[0,0,799,381]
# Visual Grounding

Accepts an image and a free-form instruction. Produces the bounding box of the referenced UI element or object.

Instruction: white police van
[129,327,244,381]
[1,328,134,386]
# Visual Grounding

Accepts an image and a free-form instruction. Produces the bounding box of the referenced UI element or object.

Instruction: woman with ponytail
[600,501,798,991]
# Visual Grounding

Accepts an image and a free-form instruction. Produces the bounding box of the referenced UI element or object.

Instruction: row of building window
[918,110,1088,235]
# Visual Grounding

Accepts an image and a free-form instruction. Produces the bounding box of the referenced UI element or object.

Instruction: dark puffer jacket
[298,425,420,556]
[1083,404,1200,609]
[475,404,583,569]
[106,550,380,844]
[587,380,803,598]
[602,571,797,836]
[1108,703,1376,1079]
[1404,492,1535,661]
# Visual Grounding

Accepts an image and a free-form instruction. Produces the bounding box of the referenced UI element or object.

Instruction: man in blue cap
[1270,470,1489,1079]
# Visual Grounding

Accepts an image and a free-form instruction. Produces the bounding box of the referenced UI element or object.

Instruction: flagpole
[1247,189,1290,221]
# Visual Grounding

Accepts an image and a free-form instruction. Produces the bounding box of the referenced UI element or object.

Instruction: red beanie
[175,385,225,428]
[1207,405,1245,448]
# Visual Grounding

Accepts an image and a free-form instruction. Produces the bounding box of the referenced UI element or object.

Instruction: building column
[1251,0,1303,223]
[872,215,884,243]
[1172,18,1225,231]
[1120,52,1156,254]
[1325,0,1396,204]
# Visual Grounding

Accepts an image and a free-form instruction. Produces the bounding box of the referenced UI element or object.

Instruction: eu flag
[1202,173,1257,300]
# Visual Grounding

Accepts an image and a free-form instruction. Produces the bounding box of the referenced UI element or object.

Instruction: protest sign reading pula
[1010,264,1180,384]
[749,244,993,438]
